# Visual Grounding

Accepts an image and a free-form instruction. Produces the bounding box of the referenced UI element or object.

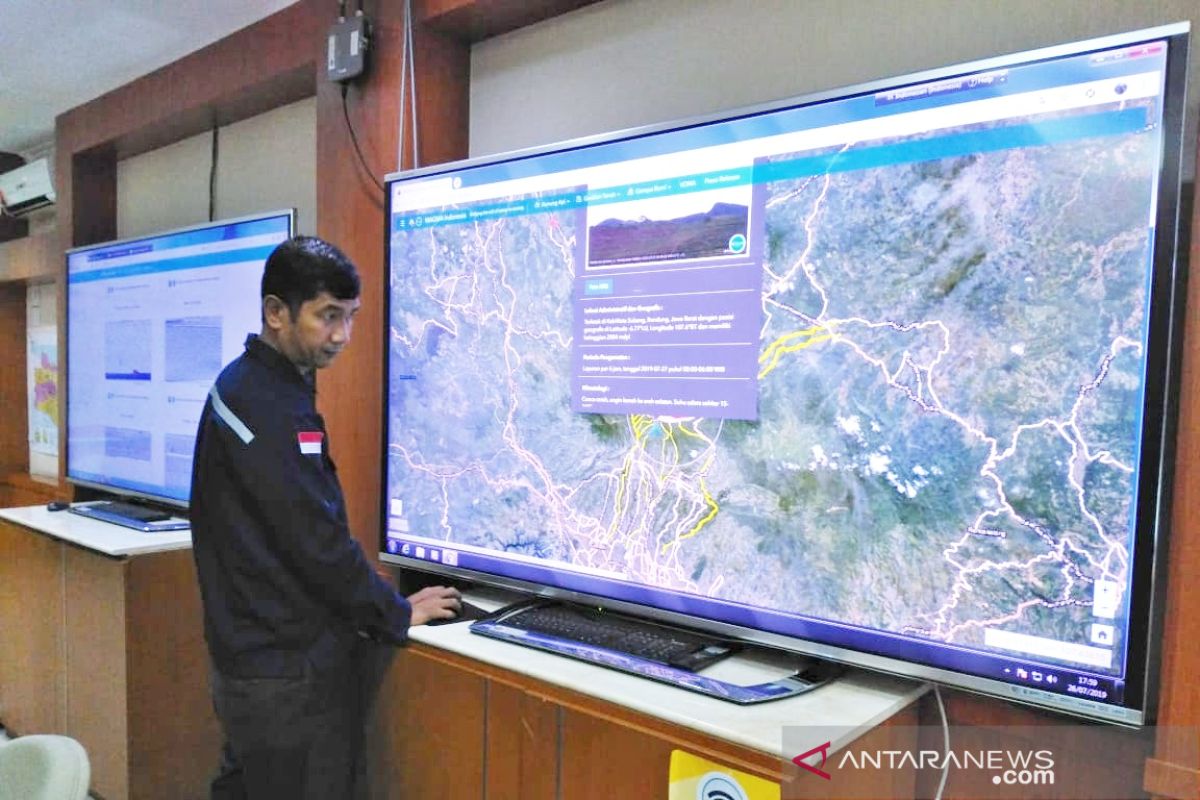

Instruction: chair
[0,734,90,800]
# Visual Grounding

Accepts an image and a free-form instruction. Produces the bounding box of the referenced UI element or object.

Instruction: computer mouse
[47,501,69,512]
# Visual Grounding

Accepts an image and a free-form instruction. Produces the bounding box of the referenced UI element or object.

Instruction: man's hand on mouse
[407,585,462,625]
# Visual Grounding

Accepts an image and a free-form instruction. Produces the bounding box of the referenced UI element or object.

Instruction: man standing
[190,236,460,799]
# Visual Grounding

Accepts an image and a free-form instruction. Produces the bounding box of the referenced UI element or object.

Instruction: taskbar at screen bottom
[383,534,1132,719]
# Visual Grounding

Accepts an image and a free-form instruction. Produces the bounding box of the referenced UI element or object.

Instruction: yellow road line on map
[609,449,634,539]
[656,424,681,482]
[631,414,647,441]
[758,330,832,379]
[658,432,670,480]
[665,425,680,462]
[615,418,720,544]
[759,325,827,364]
[662,478,719,553]
[611,414,651,537]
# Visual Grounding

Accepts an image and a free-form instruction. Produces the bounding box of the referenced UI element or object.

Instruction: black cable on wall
[342,84,385,194]
[208,124,219,222]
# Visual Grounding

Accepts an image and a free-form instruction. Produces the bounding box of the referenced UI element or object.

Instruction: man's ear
[263,295,290,331]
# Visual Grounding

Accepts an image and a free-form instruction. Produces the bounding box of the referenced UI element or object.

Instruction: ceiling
[0,0,296,159]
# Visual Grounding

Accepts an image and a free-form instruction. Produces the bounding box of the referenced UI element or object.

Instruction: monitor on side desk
[65,210,294,527]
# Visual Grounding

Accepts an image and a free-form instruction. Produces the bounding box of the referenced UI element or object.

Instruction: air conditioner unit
[0,158,55,216]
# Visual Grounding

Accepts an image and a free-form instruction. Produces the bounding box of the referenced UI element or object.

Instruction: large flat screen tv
[66,210,294,507]
[381,24,1191,725]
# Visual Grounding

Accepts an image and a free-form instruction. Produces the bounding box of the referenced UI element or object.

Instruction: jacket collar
[243,333,316,393]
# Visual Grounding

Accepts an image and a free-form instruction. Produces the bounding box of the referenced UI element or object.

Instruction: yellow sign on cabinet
[668,749,780,800]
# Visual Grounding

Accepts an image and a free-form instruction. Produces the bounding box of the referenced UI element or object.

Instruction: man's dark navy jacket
[191,334,411,678]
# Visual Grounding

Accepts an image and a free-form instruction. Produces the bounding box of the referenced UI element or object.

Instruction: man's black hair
[261,236,361,320]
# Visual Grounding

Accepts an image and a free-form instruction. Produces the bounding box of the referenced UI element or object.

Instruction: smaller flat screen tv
[66,210,293,506]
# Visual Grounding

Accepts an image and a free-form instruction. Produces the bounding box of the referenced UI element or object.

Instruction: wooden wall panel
[63,546,128,800]
[0,284,28,477]
[125,550,221,800]
[0,475,59,509]
[1147,164,1200,797]
[416,0,605,42]
[0,153,29,244]
[0,230,57,282]
[0,520,65,736]
[67,151,118,248]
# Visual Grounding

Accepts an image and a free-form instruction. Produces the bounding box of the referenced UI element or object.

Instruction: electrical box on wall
[327,13,370,82]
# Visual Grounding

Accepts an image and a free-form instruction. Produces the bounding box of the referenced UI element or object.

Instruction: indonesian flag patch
[297,431,324,455]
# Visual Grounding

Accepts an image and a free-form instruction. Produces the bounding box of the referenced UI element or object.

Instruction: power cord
[341,83,385,194]
[934,684,950,800]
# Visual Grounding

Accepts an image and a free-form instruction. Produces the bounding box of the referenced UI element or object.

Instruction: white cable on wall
[397,0,408,172]
[406,0,420,169]
[397,0,421,172]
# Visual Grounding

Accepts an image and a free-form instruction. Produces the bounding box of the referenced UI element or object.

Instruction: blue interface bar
[390,41,1165,191]
[68,245,278,284]
[393,107,1147,232]
[68,214,289,275]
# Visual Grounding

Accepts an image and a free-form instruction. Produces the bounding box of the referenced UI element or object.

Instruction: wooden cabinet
[370,643,919,800]
[0,518,65,736]
[369,643,487,798]
[485,681,560,799]
[0,518,219,799]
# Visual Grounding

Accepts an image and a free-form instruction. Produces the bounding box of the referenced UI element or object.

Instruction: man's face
[271,291,361,373]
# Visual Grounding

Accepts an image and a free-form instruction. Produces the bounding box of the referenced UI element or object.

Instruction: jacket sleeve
[212,395,413,644]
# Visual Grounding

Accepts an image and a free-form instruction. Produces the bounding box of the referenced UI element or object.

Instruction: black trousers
[208,635,394,800]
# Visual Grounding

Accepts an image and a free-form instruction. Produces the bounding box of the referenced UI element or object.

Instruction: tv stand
[469,599,840,704]
[68,499,189,532]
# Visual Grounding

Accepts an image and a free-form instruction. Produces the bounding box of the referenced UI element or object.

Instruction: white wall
[117,96,316,238]
[470,0,1197,173]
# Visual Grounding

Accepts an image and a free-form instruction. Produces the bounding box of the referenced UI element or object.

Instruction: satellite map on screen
[387,107,1157,676]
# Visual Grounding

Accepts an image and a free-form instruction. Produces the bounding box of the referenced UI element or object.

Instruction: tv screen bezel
[64,208,296,509]
[379,24,1192,727]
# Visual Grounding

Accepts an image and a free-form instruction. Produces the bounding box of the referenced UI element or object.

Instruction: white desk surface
[410,592,929,758]
[0,504,192,557]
